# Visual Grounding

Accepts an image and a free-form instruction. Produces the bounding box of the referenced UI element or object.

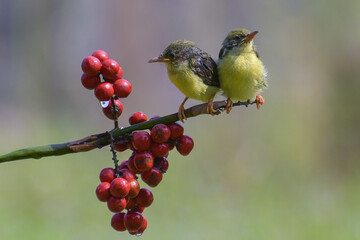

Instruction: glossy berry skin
[135,188,153,208]
[113,79,132,98]
[102,99,123,120]
[141,167,163,187]
[114,139,129,152]
[94,82,114,101]
[151,124,171,143]
[124,211,144,233]
[131,131,151,152]
[106,67,124,83]
[176,135,194,156]
[95,182,111,202]
[125,197,136,210]
[99,167,115,183]
[101,59,120,79]
[111,212,126,231]
[92,50,109,63]
[150,143,169,158]
[118,168,135,181]
[110,177,130,198]
[133,151,154,172]
[128,179,140,198]
[129,112,147,125]
[127,155,142,174]
[157,157,169,173]
[118,160,129,169]
[107,196,127,213]
[81,56,102,76]
[136,217,147,235]
[169,123,184,140]
[81,73,100,90]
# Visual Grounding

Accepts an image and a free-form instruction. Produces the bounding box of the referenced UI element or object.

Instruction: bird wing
[189,50,220,87]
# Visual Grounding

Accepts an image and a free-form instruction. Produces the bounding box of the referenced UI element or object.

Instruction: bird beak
[148,56,170,63]
[243,31,258,43]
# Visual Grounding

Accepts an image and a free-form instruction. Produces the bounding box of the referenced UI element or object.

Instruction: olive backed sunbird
[149,40,220,122]
[217,28,268,113]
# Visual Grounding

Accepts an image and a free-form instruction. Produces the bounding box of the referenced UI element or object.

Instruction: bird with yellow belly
[217,28,268,113]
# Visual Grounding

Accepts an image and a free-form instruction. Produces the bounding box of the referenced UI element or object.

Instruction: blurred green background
[1,0,360,239]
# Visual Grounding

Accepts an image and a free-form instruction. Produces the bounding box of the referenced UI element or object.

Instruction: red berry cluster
[95,112,194,236]
[81,50,132,120]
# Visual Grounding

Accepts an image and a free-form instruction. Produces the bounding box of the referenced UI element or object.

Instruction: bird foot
[178,105,187,123]
[206,97,217,116]
[225,98,233,114]
[255,94,265,109]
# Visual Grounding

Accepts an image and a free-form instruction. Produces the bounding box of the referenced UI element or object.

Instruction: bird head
[148,40,195,65]
[222,28,258,48]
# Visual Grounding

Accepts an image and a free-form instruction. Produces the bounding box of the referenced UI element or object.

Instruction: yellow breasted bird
[217,28,268,113]
[149,40,220,122]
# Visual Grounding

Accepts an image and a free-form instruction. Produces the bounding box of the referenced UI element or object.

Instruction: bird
[148,40,220,122]
[217,28,268,113]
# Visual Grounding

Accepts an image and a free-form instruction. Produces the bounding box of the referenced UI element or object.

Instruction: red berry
[81,56,102,76]
[124,211,144,233]
[149,115,161,121]
[111,212,126,231]
[81,73,100,90]
[133,151,154,172]
[99,167,115,183]
[107,196,127,213]
[110,177,130,198]
[169,122,184,140]
[102,99,123,120]
[118,160,129,169]
[167,140,175,150]
[113,79,132,98]
[135,188,153,208]
[126,197,136,210]
[95,182,111,202]
[157,157,169,173]
[106,67,124,83]
[129,112,147,125]
[114,138,129,152]
[176,135,194,156]
[101,59,120,79]
[150,142,169,158]
[94,82,114,101]
[136,217,147,235]
[131,131,151,151]
[151,124,171,143]
[128,179,140,198]
[92,50,109,63]
[141,167,163,187]
[127,155,142,174]
[118,168,135,181]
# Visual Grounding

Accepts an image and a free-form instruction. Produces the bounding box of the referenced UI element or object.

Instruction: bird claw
[178,105,187,123]
[225,98,233,114]
[255,94,265,109]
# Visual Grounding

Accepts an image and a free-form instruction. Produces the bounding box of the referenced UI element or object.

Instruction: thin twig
[0,100,256,163]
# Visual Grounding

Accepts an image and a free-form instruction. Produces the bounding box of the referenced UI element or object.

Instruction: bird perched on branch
[149,40,220,122]
[217,28,268,113]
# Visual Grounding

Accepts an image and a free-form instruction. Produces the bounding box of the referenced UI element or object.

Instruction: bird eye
[168,53,175,59]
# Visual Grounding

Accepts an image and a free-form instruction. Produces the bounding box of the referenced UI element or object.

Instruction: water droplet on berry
[100,100,110,108]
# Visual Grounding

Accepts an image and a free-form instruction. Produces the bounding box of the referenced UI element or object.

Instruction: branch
[0,100,255,163]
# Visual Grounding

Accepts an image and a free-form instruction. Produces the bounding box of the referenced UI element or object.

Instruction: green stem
[0,100,255,163]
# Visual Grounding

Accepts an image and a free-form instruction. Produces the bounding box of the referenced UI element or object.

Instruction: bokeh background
[1,0,360,239]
